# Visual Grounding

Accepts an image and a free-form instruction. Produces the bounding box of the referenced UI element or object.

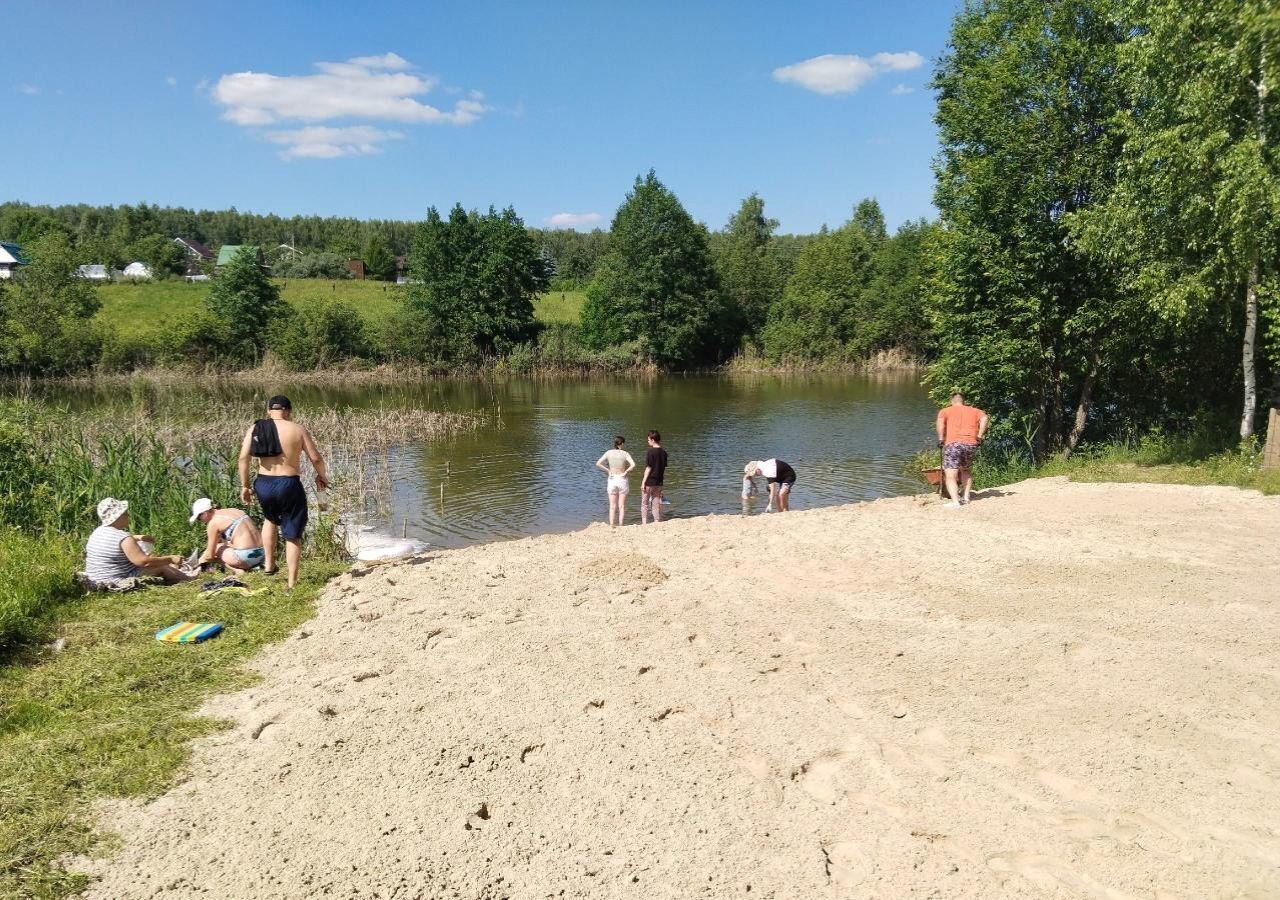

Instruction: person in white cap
[743,459,797,512]
[189,497,266,572]
[83,497,191,587]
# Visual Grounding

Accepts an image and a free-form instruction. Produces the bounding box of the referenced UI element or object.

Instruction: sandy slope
[78,478,1280,899]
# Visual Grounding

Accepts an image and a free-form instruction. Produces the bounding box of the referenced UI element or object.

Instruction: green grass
[534,289,586,325]
[95,280,585,340]
[0,563,341,898]
[912,437,1280,496]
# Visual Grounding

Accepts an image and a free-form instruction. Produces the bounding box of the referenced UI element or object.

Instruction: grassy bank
[0,564,341,898]
[912,436,1280,496]
[0,394,484,895]
[0,398,482,652]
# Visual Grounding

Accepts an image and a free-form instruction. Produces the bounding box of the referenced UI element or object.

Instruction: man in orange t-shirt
[935,392,989,507]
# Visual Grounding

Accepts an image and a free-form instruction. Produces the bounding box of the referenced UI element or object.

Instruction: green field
[95,280,585,340]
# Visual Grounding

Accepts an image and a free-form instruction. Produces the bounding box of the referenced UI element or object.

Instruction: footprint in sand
[793,751,858,803]
[986,851,1135,900]
[821,841,872,889]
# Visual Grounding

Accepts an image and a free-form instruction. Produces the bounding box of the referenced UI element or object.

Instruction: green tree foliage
[581,171,726,367]
[713,194,783,351]
[928,0,1131,458]
[1071,0,1279,440]
[363,233,396,281]
[274,252,352,280]
[127,234,186,278]
[404,204,546,362]
[761,223,873,362]
[0,233,102,375]
[862,220,939,357]
[851,198,888,246]
[204,247,283,363]
[269,298,370,369]
[537,227,610,286]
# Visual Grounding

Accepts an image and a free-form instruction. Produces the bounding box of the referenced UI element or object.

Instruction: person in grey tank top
[83,498,192,587]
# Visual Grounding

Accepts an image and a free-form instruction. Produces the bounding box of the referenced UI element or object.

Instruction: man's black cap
[267,395,292,410]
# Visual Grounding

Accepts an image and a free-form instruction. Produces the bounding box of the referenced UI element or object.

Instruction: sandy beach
[77,478,1280,899]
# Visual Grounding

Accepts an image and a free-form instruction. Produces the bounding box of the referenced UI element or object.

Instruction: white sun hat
[96,497,129,526]
[189,497,214,524]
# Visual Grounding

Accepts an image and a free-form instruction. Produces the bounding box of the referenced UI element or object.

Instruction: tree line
[928,0,1277,458]
[0,181,933,374]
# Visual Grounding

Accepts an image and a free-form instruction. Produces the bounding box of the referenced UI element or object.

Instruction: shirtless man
[238,395,329,588]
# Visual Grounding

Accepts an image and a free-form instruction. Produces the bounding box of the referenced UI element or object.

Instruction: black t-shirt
[644,447,668,486]
[768,460,796,485]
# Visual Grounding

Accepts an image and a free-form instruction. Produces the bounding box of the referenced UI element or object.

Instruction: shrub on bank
[268,298,371,370]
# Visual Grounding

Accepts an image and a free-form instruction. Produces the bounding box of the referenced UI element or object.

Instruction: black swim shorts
[254,474,308,540]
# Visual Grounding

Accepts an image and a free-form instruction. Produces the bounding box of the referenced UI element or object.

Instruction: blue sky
[2,1,955,234]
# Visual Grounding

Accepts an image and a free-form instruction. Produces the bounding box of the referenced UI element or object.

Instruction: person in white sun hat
[189,497,266,572]
[83,497,192,588]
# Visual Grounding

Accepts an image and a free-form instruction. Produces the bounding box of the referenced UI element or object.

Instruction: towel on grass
[155,622,223,643]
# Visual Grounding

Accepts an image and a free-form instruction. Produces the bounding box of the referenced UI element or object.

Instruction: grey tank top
[85,526,140,581]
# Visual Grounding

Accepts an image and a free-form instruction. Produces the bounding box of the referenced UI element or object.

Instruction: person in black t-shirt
[641,429,668,524]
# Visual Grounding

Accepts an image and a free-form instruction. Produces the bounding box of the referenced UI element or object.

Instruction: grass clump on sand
[0,565,340,898]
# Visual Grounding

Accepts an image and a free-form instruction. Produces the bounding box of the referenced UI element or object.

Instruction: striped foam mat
[155,622,224,643]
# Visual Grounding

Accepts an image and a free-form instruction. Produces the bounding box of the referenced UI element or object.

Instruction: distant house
[345,259,366,280]
[276,243,301,260]
[0,242,28,279]
[122,261,152,279]
[76,264,111,281]
[173,237,214,277]
[394,255,409,285]
[215,245,266,272]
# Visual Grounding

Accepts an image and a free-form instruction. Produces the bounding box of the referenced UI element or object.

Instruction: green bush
[268,298,371,369]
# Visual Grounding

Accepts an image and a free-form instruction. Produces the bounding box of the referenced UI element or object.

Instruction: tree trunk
[1243,50,1267,441]
[1063,351,1101,458]
[1241,255,1259,441]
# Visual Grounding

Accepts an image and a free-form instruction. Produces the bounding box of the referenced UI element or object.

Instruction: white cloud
[265,125,405,160]
[213,53,484,125]
[872,51,925,71]
[346,52,412,71]
[773,50,924,95]
[545,212,603,229]
[15,83,40,95]
[891,83,915,95]
[212,53,488,159]
[166,76,178,87]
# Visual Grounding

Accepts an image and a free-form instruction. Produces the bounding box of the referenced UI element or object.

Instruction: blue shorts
[255,474,308,540]
[231,547,265,569]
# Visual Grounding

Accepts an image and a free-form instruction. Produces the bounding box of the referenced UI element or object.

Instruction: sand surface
[79,478,1280,899]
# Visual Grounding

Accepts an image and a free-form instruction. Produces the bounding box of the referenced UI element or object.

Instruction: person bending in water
[238,395,329,589]
[641,429,668,524]
[743,459,796,512]
[595,435,635,527]
[190,497,266,572]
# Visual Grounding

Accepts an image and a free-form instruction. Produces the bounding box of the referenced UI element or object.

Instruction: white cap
[97,497,129,526]
[189,497,214,524]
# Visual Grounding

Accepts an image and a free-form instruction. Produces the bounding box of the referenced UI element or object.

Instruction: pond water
[38,374,938,549]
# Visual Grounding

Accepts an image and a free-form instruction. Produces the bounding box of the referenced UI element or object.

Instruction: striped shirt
[85,526,140,581]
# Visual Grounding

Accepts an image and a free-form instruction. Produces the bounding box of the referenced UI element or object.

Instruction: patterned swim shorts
[943,442,977,470]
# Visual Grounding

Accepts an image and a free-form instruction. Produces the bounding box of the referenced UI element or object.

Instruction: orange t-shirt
[940,404,985,445]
